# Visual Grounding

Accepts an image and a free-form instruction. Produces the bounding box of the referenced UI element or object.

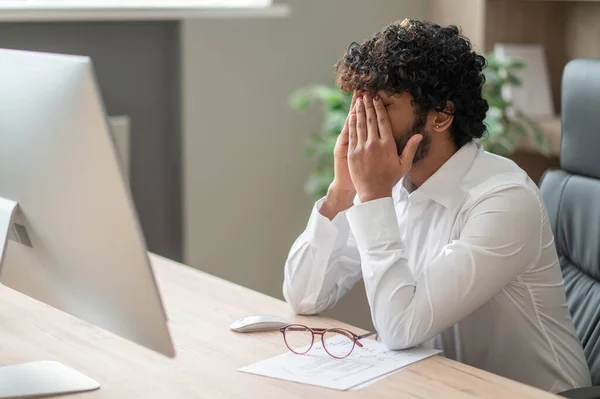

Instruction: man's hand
[331,92,359,194]
[320,92,359,220]
[348,94,422,203]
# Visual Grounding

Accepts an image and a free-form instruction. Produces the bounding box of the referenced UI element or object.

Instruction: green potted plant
[481,51,551,156]
[289,85,353,200]
[290,50,551,201]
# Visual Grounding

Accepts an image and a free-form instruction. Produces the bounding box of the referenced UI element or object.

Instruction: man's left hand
[348,94,422,203]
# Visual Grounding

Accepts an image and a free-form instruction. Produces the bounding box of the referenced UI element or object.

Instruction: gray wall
[182,0,425,329]
[0,21,182,261]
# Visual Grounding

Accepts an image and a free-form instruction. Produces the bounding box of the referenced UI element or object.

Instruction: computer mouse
[230,314,290,333]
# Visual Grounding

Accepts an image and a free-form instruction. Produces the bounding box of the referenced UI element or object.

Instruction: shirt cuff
[305,197,351,251]
[346,197,402,252]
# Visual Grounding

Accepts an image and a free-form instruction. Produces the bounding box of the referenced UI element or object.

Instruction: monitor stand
[0,197,100,398]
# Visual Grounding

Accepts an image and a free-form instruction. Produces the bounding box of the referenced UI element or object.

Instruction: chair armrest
[559,386,600,399]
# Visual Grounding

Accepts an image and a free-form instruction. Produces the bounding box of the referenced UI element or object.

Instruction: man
[283,19,591,392]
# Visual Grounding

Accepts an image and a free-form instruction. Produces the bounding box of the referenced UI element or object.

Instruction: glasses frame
[280,324,378,359]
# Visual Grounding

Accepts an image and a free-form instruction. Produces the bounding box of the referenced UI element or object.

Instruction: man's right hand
[320,92,358,221]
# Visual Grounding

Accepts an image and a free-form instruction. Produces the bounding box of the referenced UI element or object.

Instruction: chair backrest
[539,58,600,385]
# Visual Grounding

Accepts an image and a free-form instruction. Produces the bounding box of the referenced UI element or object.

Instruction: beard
[394,110,430,163]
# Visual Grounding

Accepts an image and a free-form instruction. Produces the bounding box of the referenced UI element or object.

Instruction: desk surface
[0,254,559,398]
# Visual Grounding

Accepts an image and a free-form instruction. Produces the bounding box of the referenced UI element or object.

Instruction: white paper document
[238,336,441,391]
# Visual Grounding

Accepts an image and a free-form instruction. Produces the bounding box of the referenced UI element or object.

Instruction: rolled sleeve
[305,197,352,252]
[283,196,361,315]
[346,197,402,252]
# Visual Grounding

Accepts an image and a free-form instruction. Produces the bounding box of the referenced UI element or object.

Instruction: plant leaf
[312,85,345,109]
[511,121,528,137]
[505,73,522,87]
[289,90,311,110]
[324,110,347,134]
[509,59,526,69]
[488,135,516,155]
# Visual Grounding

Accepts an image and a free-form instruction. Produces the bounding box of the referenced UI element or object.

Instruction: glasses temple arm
[357,331,378,340]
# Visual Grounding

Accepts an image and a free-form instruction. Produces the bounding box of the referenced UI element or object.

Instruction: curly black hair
[334,19,488,149]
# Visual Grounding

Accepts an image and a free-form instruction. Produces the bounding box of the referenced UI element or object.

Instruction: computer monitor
[0,49,175,397]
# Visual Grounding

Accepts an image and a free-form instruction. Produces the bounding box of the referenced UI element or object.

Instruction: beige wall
[426,0,486,52]
[182,0,425,329]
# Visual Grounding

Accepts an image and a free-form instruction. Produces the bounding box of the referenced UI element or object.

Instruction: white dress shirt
[283,142,591,393]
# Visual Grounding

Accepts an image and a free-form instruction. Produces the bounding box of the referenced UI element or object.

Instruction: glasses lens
[283,325,314,354]
[323,329,355,358]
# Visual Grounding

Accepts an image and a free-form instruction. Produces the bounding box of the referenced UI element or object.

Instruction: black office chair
[539,59,600,399]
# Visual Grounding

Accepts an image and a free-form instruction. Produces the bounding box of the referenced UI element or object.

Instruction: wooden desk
[0,254,559,398]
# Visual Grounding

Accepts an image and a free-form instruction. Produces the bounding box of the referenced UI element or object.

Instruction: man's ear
[431,101,454,132]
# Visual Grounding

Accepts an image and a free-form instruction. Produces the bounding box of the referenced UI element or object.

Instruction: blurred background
[1,0,598,330]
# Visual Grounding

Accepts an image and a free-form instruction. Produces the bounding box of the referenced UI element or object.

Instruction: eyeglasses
[280,324,378,359]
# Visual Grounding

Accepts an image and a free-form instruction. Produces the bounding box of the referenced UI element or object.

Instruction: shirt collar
[397,141,480,209]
